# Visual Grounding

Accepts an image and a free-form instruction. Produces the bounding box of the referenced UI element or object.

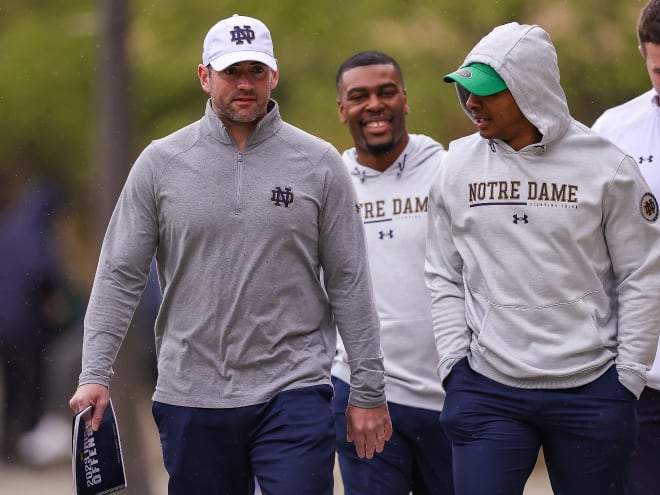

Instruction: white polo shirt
[593,88,660,390]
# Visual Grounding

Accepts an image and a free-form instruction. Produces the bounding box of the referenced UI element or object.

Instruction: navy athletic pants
[440,358,636,495]
[332,377,454,495]
[628,386,660,495]
[152,385,335,495]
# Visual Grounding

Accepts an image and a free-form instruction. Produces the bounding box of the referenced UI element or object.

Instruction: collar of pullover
[203,98,284,149]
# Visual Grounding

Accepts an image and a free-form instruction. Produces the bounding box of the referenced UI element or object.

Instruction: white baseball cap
[202,14,277,72]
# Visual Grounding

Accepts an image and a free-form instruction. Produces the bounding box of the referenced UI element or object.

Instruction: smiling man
[426,23,660,494]
[332,51,453,495]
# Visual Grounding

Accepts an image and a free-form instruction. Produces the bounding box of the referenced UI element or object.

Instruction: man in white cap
[69,14,391,494]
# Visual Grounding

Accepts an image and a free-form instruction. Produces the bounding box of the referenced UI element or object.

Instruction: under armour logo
[639,155,654,164]
[512,214,528,224]
[378,230,394,239]
[230,25,256,45]
[271,187,294,207]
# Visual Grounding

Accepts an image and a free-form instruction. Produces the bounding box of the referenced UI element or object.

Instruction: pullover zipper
[235,151,243,214]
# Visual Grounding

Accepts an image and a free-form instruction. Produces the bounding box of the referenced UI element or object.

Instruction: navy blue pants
[628,386,660,494]
[441,358,636,495]
[152,385,335,495]
[332,377,454,494]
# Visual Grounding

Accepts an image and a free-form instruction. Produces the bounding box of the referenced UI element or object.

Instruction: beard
[210,87,271,125]
[213,99,264,124]
[364,140,396,155]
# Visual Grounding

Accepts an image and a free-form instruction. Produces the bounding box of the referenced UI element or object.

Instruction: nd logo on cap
[230,25,256,45]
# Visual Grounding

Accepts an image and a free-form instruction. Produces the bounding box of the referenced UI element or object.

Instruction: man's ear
[269,60,280,91]
[403,89,410,116]
[337,99,347,125]
[198,64,211,94]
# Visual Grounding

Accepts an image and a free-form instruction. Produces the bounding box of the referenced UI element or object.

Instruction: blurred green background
[0,0,651,285]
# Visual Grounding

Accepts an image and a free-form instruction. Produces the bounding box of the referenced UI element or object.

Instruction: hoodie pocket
[476,296,609,379]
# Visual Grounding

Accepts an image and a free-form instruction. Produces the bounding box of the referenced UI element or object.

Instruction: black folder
[71,399,127,494]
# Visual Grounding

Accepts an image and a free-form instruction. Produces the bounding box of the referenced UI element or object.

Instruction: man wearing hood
[425,22,660,494]
[332,51,453,494]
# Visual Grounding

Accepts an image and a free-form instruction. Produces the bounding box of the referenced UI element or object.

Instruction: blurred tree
[0,1,95,190]
[97,0,131,238]
[95,2,158,495]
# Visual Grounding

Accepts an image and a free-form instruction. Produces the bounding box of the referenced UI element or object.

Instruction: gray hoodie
[332,134,446,411]
[425,23,660,397]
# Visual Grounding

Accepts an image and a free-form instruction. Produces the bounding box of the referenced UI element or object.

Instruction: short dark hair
[335,51,405,93]
[638,0,660,54]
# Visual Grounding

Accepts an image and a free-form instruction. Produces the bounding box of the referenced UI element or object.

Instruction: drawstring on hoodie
[354,167,367,183]
[353,153,409,182]
[488,140,547,154]
[396,153,408,178]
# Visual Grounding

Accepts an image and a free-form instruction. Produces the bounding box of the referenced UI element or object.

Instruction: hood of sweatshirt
[452,22,572,148]
[343,133,445,183]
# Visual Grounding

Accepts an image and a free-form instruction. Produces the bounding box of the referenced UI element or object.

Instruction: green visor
[443,62,507,96]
